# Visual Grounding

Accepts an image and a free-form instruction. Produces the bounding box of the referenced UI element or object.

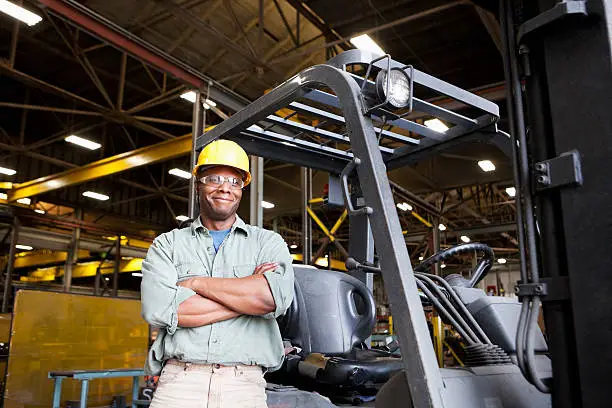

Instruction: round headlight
[375,68,411,109]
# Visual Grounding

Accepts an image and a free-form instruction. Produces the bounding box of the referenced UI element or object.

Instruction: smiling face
[196,165,244,224]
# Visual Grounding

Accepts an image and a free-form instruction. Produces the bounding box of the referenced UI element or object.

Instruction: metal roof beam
[37,0,250,113]
[5,136,192,202]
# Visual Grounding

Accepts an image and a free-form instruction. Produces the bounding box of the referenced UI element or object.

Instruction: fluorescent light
[440,263,446,269]
[505,187,516,197]
[438,223,447,231]
[460,235,471,243]
[131,272,143,277]
[0,193,6,200]
[418,256,424,261]
[180,91,196,103]
[16,197,31,205]
[350,34,385,55]
[0,0,42,26]
[498,258,507,264]
[65,135,101,150]
[104,277,110,281]
[396,202,413,212]
[290,244,298,249]
[0,166,16,175]
[82,191,109,201]
[424,118,449,133]
[478,160,496,172]
[15,244,32,250]
[179,92,217,109]
[176,215,189,222]
[34,209,45,214]
[169,168,192,179]
[315,258,329,267]
[261,200,275,209]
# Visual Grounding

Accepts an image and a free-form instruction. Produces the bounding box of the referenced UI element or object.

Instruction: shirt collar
[191,215,249,237]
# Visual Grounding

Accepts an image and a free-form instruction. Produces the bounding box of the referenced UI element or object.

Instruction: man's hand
[177,278,197,290]
[254,262,279,275]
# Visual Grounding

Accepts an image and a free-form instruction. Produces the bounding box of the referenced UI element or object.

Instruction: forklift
[190,1,611,406]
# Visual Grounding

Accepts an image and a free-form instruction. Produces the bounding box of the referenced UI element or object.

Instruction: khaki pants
[150,360,267,408]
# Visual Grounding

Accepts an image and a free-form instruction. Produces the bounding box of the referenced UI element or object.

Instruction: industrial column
[250,156,264,227]
[300,167,312,264]
[189,90,204,219]
[64,208,82,292]
[112,235,121,297]
[432,218,441,275]
[2,217,19,313]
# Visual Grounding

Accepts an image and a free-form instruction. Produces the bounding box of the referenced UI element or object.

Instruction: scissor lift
[195,50,535,407]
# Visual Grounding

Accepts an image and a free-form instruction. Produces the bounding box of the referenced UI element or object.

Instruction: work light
[375,68,411,109]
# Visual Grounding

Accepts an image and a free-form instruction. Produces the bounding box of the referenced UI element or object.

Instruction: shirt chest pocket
[175,262,208,280]
[233,264,256,278]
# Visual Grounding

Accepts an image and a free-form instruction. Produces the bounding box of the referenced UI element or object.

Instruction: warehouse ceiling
[0,0,519,270]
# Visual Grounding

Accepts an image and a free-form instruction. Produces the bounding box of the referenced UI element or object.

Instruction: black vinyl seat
[273,266,403,399]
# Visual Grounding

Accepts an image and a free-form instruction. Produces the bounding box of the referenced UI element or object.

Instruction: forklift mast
[502,0,612,406]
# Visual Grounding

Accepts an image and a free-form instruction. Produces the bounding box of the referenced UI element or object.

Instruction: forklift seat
[274,266,403,396]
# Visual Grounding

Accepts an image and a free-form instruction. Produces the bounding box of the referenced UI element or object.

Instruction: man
[141,139,294,408]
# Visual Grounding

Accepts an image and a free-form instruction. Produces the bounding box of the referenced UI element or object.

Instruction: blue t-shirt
[209,228,231,253]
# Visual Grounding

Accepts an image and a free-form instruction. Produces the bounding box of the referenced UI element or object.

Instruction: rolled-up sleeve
[259,233,295,319]
[141,233,196,334]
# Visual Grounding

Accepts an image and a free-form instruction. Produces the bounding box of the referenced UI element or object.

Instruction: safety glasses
[198,174,244,189]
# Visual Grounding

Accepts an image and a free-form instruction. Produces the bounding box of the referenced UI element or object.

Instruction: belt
[166,359,262,372]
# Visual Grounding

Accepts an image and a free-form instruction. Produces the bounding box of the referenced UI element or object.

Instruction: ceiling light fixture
[460,235,471,243]
[180,91,196,103]
[505,186,516,197]
[438,223,447,231]
[350,34,385,55]
[176,215,189,222]
[15,244,33,250]
[424,118,449,133]
[82,191,109,201]
[0,0,42,26]
[440,263,447,269]
[65,135,101,150]
[0,193,7,200]
[418,256,424,261]
[168,168,192,179]
[131,272,143,278]
[179,91,217,109]
[34,209,45,214]
[478,160,496,172]
[261,201,275,209]
[498,258,507,264]
[0,166,16,176]
[396,202,413,212]
[16,197,31,205]
[290,244,298,249]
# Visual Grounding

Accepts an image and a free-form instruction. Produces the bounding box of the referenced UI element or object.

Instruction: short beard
[200,196,240,222]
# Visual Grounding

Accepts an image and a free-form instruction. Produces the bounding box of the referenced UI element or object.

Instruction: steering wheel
[413,243,495,288]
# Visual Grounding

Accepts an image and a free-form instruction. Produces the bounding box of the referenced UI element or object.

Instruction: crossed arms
[176,262,279,327]
[140,232,294,334]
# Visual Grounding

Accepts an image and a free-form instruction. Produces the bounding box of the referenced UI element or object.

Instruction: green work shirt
[140,216,294,376]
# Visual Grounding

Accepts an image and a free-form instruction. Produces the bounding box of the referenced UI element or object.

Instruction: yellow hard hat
[192,139,251,186]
